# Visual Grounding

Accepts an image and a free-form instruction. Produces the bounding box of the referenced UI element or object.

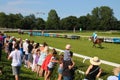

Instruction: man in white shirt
[8,43,22,80]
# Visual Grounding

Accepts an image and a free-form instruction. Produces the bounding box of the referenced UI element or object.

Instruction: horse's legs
[98,43,102,48]
[93,43,96,47]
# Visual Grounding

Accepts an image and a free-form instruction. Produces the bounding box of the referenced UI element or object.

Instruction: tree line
[0,6,120,30]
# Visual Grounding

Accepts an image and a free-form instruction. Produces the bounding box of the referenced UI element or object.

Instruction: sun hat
[25,39,28,41]
[65,44,71,50]
[90,56,101,65]
[113,67,120,76]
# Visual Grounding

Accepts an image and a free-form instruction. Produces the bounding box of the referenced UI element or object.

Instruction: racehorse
[89,37,103,48]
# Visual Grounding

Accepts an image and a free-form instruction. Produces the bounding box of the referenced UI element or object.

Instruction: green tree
[36,18,45,30]
[99,6,117,30]
[6,13,16,28]
[0,12,7,28]
[22,14,36,29]
[13,13,23,29]
[90,6,117,30]
[78,15,90,30]
[46,9,60,29]
[91,7,101,30]
[60,16,78,32]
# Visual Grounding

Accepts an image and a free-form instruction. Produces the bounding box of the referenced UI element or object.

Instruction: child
[45,49,58,80]
[57,54,64,80]
[35,49,40,72]
[32,49,40,72]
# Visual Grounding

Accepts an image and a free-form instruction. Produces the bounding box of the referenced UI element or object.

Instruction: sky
[0,0,120,20]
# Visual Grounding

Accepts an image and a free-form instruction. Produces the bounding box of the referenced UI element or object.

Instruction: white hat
[90,56,101,65]
[33,43,37,46]
[65,44,71,50]
[11,36,14,39]
[25,39,28,41]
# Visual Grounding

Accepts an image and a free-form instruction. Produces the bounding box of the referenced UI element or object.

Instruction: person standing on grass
[8,43,22,80]
[27,40,33,69]
[57,54,64,80]
[23,39,29,67]
[45,49,58,80]
[0,33,3,45]
[85,56,102,80]
[37,42,49,77]
[0,41,3,61]
[62,44,75,80]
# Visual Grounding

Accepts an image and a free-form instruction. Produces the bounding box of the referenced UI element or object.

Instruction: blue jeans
[63,76,72,80]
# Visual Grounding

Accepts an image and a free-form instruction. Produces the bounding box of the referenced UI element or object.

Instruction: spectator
[34,49,40,72]
[0,41,3,61]
[41,51,53,77]
[0,33,3,44]
[58,54,64,80]
[45,49,58,80]
[27,40,33,69]
[62,44,75,80]
[107,67,120,80]
[85,56,102,80]
[23,39,29,67]
[63,44,71,61]
[8,43,23,80]
[31,43,39,72]
[37,42,49,77]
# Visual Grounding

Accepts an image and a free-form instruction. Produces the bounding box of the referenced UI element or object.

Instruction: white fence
[49,46,120,67]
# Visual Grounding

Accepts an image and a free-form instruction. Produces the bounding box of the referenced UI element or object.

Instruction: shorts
[25,54,28,60]
[47,67,53,72]
[58,67,63,74]
[63,76,72,80]
[23,51,25,55]
[12,66,21,75]
[28,54,33,63]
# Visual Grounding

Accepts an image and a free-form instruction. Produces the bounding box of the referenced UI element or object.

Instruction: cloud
[0,0,45,13]
[7,0,24,6]
[7,0,45,6]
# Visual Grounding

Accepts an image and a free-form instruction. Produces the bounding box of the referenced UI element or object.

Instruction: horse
[89,37,103,48]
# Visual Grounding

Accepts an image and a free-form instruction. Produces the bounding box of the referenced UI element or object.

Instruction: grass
[4,32,120,79]
[0,51,44,80]
[57,30,120,37]
[6,33,120,64]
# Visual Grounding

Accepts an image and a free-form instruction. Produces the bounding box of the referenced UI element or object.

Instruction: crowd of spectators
[0,31,120,80]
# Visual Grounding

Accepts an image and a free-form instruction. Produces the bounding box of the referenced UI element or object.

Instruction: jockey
[92,32,97,42]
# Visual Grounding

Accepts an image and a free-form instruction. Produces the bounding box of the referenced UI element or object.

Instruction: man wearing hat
[85,56,102,80]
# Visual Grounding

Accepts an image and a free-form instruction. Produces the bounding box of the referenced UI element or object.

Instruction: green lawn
[0,51,44,80]
[0,51,113,80]
[6,33,120,64]
[57,30,120,37]
[4,32,120,79]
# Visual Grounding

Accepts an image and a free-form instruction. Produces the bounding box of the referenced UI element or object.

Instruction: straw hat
[113,67,120,76]
[25,39,28,41]
[90,56,101,65]
[65,44,71,50]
